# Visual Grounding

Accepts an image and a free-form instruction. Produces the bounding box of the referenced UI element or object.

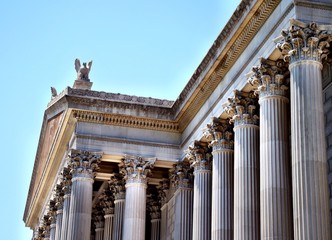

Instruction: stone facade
[24,1,332,240]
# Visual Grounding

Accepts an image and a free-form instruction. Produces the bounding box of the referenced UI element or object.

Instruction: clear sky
[1,1,241,239]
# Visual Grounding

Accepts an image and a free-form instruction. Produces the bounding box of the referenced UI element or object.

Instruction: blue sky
[0,1,240,239]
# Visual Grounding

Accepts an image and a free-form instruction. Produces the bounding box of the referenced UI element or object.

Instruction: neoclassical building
[24,0,332,239]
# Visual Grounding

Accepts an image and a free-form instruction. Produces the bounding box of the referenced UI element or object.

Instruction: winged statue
[75,58,93,81]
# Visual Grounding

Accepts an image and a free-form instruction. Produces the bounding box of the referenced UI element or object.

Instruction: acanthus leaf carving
[204,117,234,150]
[186,141,212,172]
[120,155,155,184]
[224,90,259,126]
[276,19,332,63]
[68,149,102,179]
[248,58,289,97]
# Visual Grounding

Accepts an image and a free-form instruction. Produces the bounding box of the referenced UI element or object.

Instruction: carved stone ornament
[147,195,161,220]
[204,117,234,151]
[75,58,92,81]
[60,167,72,196]
[186,141,211,172]
[92,208,105,229]
[54,183,64,210]
[120,155,156,184]
[68,149,102,179]
[276,19,332,63]
[109,173,126,200]
[157,180,169,206]
[47,200,57,224]
[170,160,193,189]
[99,188,114,215]
[248,58,289,97]
[224,90,259,126]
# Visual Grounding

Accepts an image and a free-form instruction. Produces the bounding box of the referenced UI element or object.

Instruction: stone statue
[50,87,57,99]
[75,58,92,81]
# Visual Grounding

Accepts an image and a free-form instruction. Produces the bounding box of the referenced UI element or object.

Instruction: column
[121,155,155,240]
[54,184,64,240]
[110,174,126,240]
[48,204,57,240]
[60,167,71,240]
[205,117,234,240]
[148,196,161,240]
[187,141,212,240]
[225,90,260,240]
[158,180,169,240]
[277,19,332,240]
[94,214,104,240]
[173,161,193,240]
[248,58,293,240]
[66,150,102,240]
[101,188,114,240]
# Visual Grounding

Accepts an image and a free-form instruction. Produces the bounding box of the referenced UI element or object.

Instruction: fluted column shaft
[192,170,211,240]
[160,204,168,240]
[234,124,260,240]
[174,187,193,240]
[54,210,63,240]
[151,219,161,240]
[122,182,147,240]
[290,60,331,239]
[211,149,234,239]
[60,194,71,240]
[95,227,104,240]
[259,95,293,240]
[50,223,56,240]
[67,177,94,240]
[112,199,125,240]
[103,214,114,240]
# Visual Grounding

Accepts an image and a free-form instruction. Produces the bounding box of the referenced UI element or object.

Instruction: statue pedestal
[73,80,93,90]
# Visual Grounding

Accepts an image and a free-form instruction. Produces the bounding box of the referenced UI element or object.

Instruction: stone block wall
[323,62,332,226]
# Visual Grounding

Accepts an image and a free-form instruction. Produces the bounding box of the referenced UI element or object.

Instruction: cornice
[24,109,76,227]
[174,0,281,131]
[73,109,179,133]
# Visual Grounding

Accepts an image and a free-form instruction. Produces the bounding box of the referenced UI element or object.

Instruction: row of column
[34,19,331,240]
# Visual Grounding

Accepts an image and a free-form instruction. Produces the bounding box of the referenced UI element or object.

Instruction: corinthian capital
[169,160,193,189]
[109,173,126,200]
[248,58,289,97]
[60,167,72,195]
[276,19,332,63]
[224,90,259,126]
[120,155,156,184]
[68,149,102,179]
[186,141,211,171]
[204,117,234,150]
[54,183,64,210]
[99,188,114,215]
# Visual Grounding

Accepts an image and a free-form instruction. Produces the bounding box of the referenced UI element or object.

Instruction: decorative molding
[73,109,179,133]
